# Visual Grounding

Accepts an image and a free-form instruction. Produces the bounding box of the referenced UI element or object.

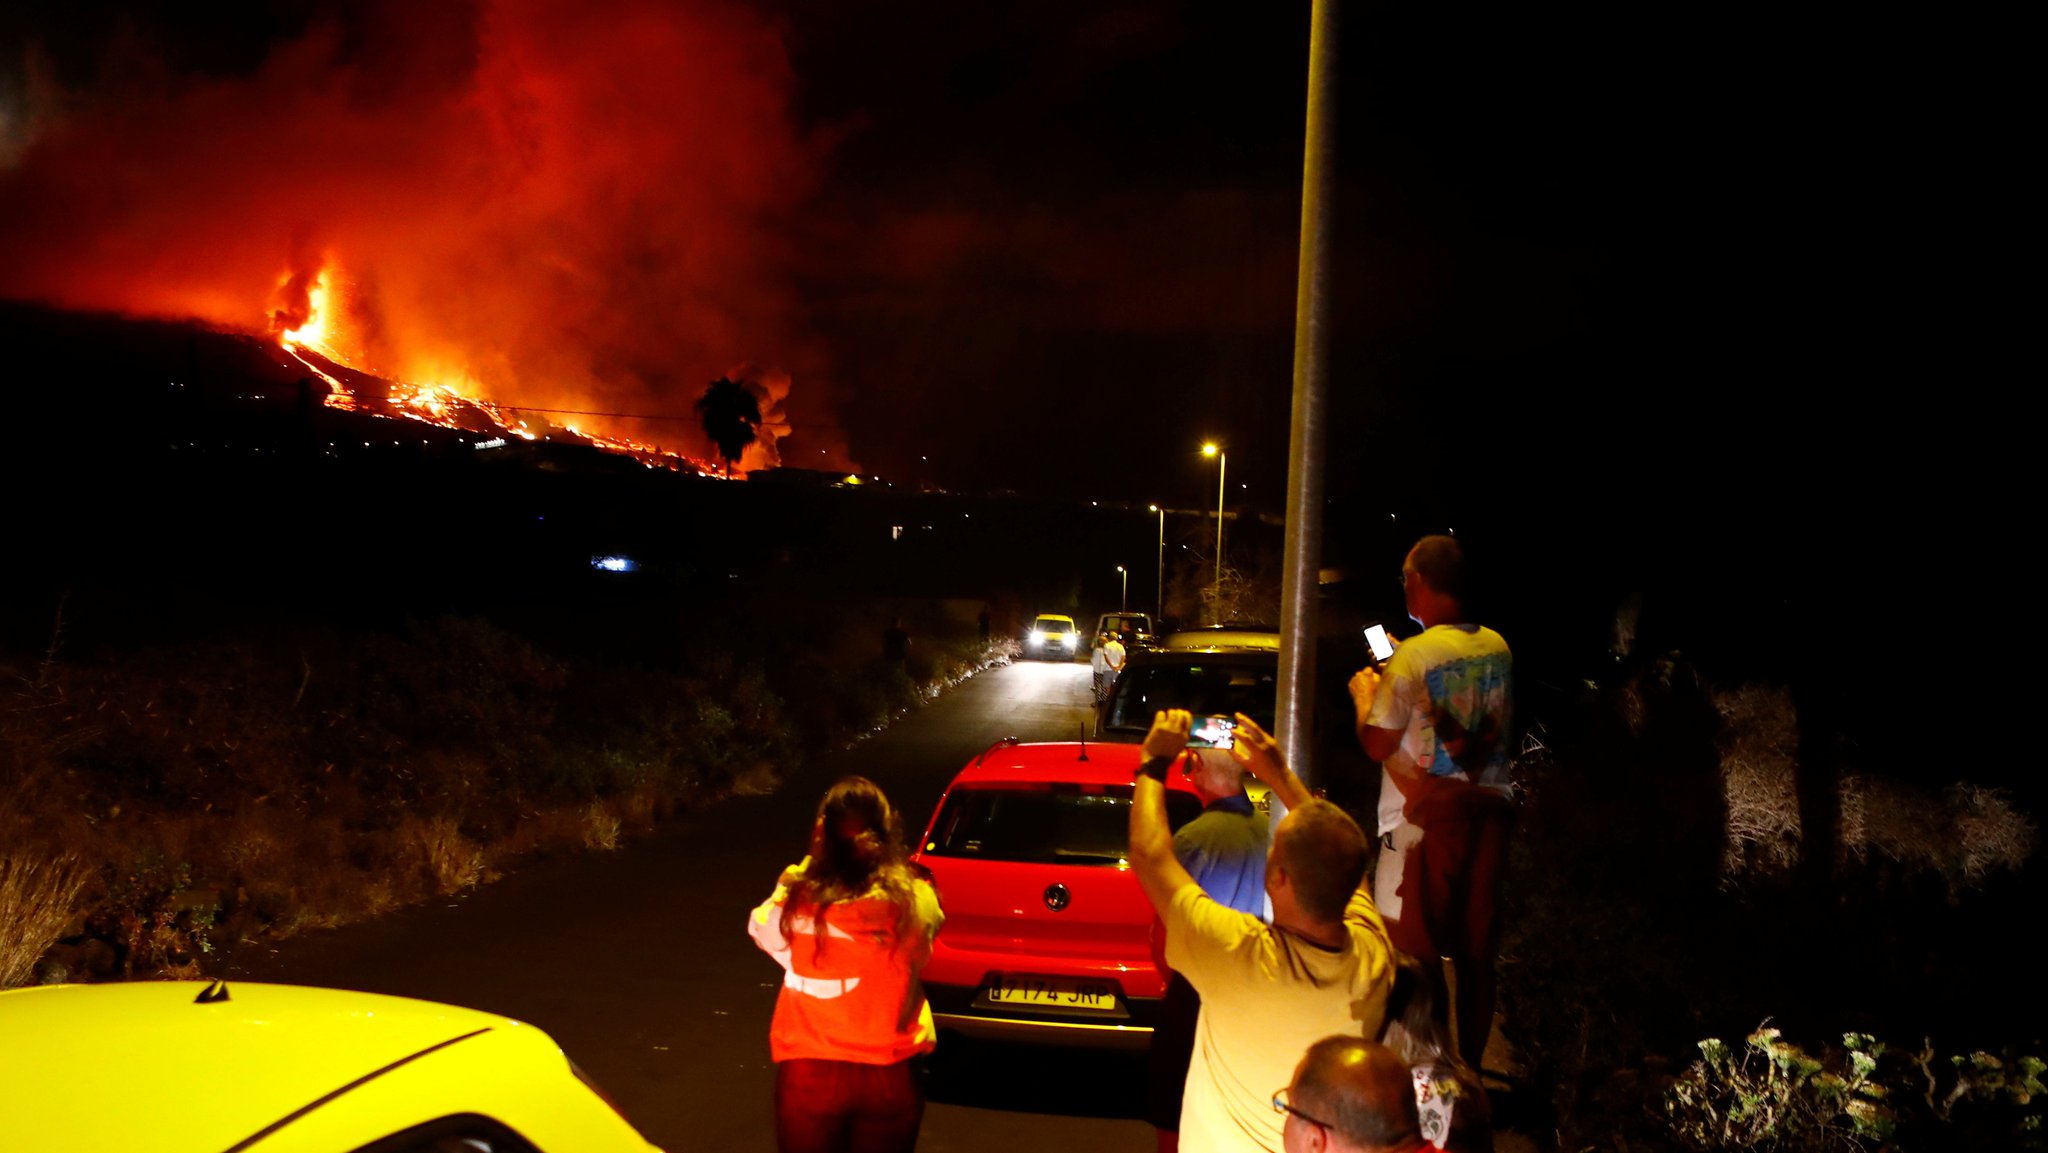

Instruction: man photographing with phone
[1349,533,1514,1071]
[1142,715,1267,1153]
[1129,708,1396,1153]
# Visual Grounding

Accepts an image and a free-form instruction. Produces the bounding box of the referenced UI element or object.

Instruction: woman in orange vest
[748,777,945,1153]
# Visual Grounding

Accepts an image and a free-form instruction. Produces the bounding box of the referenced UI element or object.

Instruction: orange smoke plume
[0,0,847,468]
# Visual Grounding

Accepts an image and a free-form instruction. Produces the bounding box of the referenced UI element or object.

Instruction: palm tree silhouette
[695,375,763,476]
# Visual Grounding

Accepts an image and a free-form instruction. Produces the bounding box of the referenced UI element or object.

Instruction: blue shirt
[1173,793,1269,920]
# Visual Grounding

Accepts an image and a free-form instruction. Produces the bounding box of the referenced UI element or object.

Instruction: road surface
[225,656,1156,1153]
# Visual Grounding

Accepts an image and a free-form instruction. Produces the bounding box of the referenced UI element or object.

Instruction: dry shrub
[492,806,584,861]
[1839,774,1938,872]
[730,759,781,797]
[0,853,89,988]
[1714,684,1803,876]
[400,815,483,896]
[1951,782,2036,882]
[1841,775,2036,888]
[581,802,620,852]
[616,782,663,827]
[223,818,291,878]
[1717,685,2036,889]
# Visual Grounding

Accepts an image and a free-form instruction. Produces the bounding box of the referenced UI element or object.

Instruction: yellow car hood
[0,981,617,1152]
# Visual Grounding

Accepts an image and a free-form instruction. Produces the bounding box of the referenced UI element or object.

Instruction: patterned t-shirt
[1366,623,1513,836]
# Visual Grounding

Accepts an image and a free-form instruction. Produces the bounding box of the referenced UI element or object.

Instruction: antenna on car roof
[194,980,231,1004]
[1077,721,1089,761]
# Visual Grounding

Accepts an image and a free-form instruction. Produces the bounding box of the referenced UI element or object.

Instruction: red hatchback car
[910,739,1203,1050]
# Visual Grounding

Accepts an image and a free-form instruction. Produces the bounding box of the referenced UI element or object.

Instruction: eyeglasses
[1271,1087,1333,1132]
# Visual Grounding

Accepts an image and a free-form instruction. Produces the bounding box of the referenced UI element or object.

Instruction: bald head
[1188,749,1250,805]
[1290,1036,1422,1151]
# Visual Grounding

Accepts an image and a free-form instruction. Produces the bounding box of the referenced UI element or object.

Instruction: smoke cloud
[0,0,844,472]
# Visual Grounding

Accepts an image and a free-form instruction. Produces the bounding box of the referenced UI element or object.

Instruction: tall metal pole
[1212,449,1227,619]
[1275,0,1339,791]
[1118,565,1127,611]
[1153,505,1165,619]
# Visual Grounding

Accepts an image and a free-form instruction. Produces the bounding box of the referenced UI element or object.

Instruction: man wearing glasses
[1130,708,1397,1153]
[1272,1036,1427,1153]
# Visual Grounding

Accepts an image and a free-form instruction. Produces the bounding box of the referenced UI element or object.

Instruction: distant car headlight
[1029,630,1044,645]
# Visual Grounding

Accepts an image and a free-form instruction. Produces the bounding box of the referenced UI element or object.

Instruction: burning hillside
[0,0,835,476]
[272,264,720,472]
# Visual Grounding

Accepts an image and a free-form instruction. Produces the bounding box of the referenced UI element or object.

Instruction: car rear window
[1105,661,1278,733]
[923,782,1204,864]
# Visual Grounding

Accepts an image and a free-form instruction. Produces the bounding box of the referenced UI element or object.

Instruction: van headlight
[1029,630,1044,645]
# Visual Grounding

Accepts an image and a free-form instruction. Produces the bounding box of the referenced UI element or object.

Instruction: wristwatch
[1135,755,1174,782]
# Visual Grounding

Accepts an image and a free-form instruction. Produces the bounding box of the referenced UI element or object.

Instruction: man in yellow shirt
[1130,709,1397,1153]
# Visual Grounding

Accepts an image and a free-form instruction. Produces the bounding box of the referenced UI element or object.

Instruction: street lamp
[1147,503,1164,620]
[1116,565,1127,611]
[1202,443,1225,619]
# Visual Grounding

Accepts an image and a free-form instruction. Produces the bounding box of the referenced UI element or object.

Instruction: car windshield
[1105,661,1278,733]
[923,782,1203,864]
[1034,618,1070,632]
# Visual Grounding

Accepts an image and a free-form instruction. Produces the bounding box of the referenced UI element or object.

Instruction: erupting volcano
[0,0,839,478]
[266,259,717,473]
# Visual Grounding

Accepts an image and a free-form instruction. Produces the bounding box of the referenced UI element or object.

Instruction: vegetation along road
[225,656,1149,1153]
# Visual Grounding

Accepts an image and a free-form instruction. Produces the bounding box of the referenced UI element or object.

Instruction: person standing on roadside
[1144,739,1271,1153]
[748,777,944,1153]
[1103,630,1128,700]
[1349,534,1513,1070]
[1130,708,1397,1153]
[1093,633,1113,702]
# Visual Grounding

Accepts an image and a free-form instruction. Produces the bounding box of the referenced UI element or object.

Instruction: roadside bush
[1664,1025,2045,1151]
[1,605,1000,985]
[1500,653,2041,1150]
[0,852,89,988]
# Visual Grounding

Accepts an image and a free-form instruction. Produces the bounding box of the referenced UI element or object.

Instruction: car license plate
[983,975,1118,1009]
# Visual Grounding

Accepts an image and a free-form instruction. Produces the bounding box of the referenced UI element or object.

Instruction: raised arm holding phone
[1350,533,1515,1070]
[1128,708,1395,1153]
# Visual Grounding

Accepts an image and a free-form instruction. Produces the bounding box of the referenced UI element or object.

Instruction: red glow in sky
[0,0,841,471]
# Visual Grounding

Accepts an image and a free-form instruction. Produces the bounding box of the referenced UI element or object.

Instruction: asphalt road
[224,656,1155,1153]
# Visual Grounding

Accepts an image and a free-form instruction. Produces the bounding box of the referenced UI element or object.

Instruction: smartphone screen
[1364,624,1394,663]
[1188,714,1236,749]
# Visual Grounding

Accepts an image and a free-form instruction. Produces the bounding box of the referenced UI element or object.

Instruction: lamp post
[1202,443,1225,620]
[1116,565,1127,611]
[1148,503,1165,620]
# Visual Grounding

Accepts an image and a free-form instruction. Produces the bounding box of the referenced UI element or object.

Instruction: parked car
[1150,623,1281,652]
[1098,632,1281,742]
[910,739,1203,1049]
[0,980,663,1152]
[1092,612,1156,652]
[1024,613,1083,660]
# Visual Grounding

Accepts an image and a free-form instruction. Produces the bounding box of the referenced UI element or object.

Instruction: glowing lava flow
[270,267,716,473]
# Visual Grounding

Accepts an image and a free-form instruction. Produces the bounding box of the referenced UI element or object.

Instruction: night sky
[2,2,2035,759]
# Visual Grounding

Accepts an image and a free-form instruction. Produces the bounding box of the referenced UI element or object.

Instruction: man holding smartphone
[1348,534,1513,1071]
[1129,708,1396,1153]
[1142,719,1268,1153]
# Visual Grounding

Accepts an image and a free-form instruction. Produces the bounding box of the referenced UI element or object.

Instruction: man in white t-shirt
[1130,708,1396,1153]
[1103,633,1127,698]
[1349,533,1513,1069]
